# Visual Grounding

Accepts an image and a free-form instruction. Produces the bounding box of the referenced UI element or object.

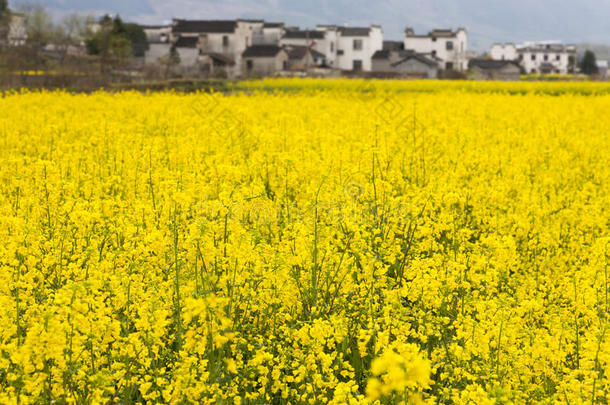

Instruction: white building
[280,28,337,67]
[404,28,468,71]
[260,23,285,45]
[280,25,382,71]
[163,19,274,77]
[6,13,27,46]
[490,41,576,74]
[334,26,383,72]
[372,49,439,78]
[490,43,517,61]
[143,25,172,65]
[242,45,289,76]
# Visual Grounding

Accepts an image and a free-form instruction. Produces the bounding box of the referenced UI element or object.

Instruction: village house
[166,19,264,77]
[334,25,383,72]
[141,19,289,77]
[142,25,172,66]
[491,41,576,74]
[382,40,405,51]
[468,59,521,80]
[283,45,326,70]
[4,12,27,46]
[280,25,382,72]
[280,29,337,67]
[260,23,285,45]
[172,36,200,67]
[372,49,438,78]
[242,45,288,76]
[404,28,468,71]
[490,43,517,61]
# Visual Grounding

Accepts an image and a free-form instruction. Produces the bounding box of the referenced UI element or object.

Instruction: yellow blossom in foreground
[0,79,609,403]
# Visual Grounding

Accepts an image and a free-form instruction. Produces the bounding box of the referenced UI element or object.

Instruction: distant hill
[577,44,610,61]
[14,0,610,49]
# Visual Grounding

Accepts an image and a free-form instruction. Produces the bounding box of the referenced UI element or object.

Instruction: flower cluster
[0,79,609,403]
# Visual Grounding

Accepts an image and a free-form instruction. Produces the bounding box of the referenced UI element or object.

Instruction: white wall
[490,44,517,61]
[243,52,288,76]
[261,27,284,45]
[176,47,199,67]
[8,14,27,46]
[172,21,255,76]
[404,29,468,71]
[143,26,171,44]
[318,28,338,67]
[145,43,171,65]
[336,26,383,72]
[280,30,337,67]
[519,50,571,74]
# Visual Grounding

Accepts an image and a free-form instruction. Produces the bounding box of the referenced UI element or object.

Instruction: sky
[12,0,610,49]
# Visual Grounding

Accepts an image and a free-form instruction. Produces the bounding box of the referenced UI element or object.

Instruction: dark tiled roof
[430,29,455,37]
[282,30,325,39]
[338,27,370,36]
[518,44,576,53]
[201,52,235,66]
[373,49,417,60]
[141,24,171,29]
[173,19,236,34]
[174,36,198,48]
[374,49,438,67]
[285,45,325,60]
[383,40,404,51]
[372,49,391,59]
[243,45,284,57]
[405,28,464,38]
[392,53,438,67]
[264,22,284,28]
[468,58,519,70]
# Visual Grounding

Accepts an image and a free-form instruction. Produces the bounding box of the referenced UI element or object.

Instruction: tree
[568,55,576,74]
[0,0,11,45]
[0,0,8,19]
[17,3,54,47]
[54,13,93,63]
[85,15,133,73]
[580,50,599,75]
[123,22,146,45]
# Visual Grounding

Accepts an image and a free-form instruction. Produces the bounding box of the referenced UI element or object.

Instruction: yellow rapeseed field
[1,79,609,404]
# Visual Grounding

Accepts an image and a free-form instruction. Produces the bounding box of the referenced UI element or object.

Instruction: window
[432,37,437,42]
[556,54,561,61]
[544,54,548,61]
[246,60,253,71]
[223,35,229,47]
[353,60,363,71]
[330,42,334,52]
[431,50,437,57]
[531,54,536,61]
[446,62,454,70]
[337,49,344,56]
[353,39,363,50]
[446,41,454,50]
[282,61,288,70]
[518,54,523,61]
